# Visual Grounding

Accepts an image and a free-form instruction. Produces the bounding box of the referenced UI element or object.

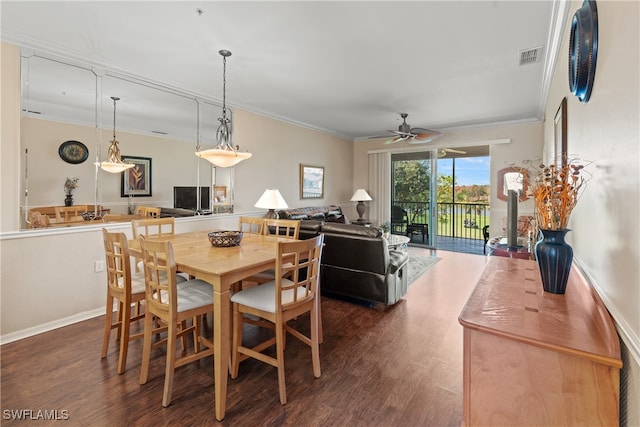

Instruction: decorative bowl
[81,211,105,221]
[208,230,243,247]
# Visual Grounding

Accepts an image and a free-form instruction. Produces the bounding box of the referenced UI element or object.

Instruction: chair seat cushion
[130,272,147,294]
[176,279,214,312]
[231,280,309,313]
[129,270,187,295]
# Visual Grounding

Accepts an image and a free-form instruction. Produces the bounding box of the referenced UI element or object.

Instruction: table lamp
[255,189,288,219]
[351,189,372,222]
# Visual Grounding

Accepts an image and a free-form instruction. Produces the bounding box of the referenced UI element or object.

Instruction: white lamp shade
[196,148,252,168]
[99,161,135,173]
[350,189,372,202]
[255,189,289,210]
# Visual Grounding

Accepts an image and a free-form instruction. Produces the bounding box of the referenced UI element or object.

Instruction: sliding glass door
[391,147,490,252]
[390,151,436,247]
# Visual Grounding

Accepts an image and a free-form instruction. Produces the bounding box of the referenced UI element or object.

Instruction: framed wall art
[300,164,324,199]
[121,155,152,197]
[554,97,568,167]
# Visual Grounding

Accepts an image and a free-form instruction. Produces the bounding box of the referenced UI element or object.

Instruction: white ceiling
[1,1,562,142]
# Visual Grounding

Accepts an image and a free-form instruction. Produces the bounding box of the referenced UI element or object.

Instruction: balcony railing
[392,201,490,240]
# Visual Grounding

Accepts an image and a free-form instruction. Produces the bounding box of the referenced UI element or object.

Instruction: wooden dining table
[128,230,288,420]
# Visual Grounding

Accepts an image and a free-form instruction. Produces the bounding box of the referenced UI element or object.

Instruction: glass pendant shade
[196,50,252,168]
[100,96,134,173]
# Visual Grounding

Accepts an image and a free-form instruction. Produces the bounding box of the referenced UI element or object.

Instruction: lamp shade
[350,189,372,202]
[195,148,252,168]
[255,189,289,210]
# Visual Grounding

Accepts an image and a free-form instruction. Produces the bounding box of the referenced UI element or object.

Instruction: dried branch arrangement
[517,158,591,230]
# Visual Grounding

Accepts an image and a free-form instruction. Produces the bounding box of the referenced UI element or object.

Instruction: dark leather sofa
[300,221,409,306]
[277,205,346,222]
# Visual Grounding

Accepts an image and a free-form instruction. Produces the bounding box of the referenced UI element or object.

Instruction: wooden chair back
[264,218,300,239]
[55,205,88,222]
[239,216,265,235]
[138,235,178,318]
[275,235,323,311]
[135,205,161,218]
[131,217,175,239]
[102,229,133,296]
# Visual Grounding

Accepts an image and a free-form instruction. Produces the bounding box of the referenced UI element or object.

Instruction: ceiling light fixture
[195,50,252,168]
[99,96,135,173]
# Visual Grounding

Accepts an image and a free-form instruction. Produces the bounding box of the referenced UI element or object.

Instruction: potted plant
[64,177,79,206]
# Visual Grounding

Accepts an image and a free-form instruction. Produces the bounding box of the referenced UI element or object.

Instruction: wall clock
[568,0,598,103]
[58,140,89,164]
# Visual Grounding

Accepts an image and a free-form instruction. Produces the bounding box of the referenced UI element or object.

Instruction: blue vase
[535,229,573,294]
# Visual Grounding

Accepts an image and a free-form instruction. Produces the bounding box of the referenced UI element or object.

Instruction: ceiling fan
[438,148,467,158]
[368,113,442,145]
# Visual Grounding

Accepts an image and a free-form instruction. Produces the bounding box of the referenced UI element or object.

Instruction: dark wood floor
[1,249,487,426]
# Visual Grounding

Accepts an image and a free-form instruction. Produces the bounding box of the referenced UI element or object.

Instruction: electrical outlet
[94,260,104,273]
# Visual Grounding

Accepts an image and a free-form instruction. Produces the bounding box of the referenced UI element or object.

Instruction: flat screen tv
[173,186,210,211]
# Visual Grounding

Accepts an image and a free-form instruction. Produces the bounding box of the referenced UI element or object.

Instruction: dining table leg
[214,286,231,421]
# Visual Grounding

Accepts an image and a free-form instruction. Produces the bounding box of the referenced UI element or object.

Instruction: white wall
[543,1,639,423]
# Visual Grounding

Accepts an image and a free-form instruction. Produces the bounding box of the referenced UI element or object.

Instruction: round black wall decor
[58,140,89,164]
[568,0,598,103]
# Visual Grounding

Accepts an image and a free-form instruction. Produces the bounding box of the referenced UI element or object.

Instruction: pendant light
[99,96,135,173]
[195,50,252,168]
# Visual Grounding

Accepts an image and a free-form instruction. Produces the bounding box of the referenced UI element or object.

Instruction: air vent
[519,47,543,66]
[21,109,42,114]
[151,130,168,135]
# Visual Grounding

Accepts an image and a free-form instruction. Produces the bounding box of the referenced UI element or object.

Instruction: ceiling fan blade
[384,135,407,145]
[368,134,393,139]
[412,128,442,140]
[405,137,432,145]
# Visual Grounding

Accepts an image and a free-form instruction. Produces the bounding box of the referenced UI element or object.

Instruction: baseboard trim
[0,308,104,345]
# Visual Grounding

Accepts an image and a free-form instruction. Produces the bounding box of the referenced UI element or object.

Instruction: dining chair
[263,218,300,239]
[131,217,175,239]
[131,216,174,260]
[238,216,265,235]
[230,234,324,405]
[55,205,88,222]
[138,235,215,407]
[101,228,160,374]
[243,218,301,287]
[135,205,161,218]
[27,210,50,228]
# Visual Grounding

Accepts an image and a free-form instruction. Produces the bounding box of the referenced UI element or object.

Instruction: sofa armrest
[388,250,409,274]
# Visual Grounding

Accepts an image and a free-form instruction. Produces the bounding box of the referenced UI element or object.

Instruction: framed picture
[121,156,152,197]
[300,164,324,199]
[554,97,567,167]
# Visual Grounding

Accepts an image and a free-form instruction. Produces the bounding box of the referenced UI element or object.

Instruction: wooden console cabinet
[459,257,621,426]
